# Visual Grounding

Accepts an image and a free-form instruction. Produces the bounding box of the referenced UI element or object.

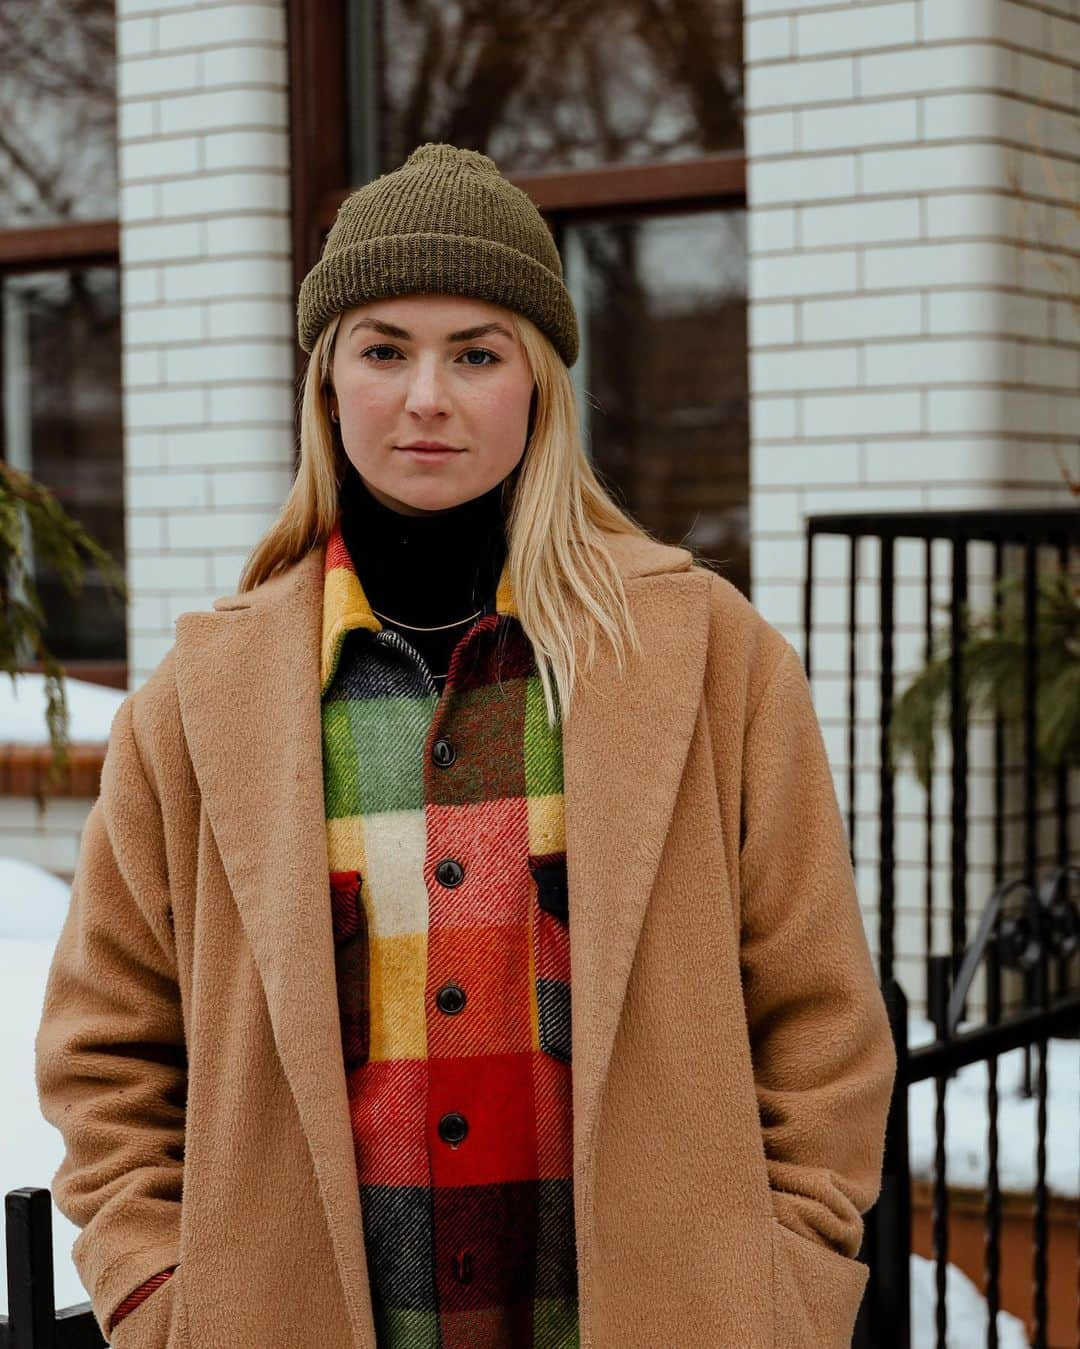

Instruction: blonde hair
[237,307,656,725]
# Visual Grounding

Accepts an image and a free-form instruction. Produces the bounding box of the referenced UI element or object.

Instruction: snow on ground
[1,672,126,744]
[1,858,1074,1342]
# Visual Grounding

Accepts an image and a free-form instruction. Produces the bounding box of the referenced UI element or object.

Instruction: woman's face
[329,294,536,516]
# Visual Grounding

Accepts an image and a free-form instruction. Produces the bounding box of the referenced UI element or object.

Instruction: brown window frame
[287,0,747,404]
[0,219,128,692]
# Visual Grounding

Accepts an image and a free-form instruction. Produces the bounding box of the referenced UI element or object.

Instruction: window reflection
[0,0,117,227]
[2,268,124,661]
[564,209,749,594]
[349,0,743,181]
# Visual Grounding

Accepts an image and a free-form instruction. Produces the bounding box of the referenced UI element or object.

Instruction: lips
[397,443,464,452]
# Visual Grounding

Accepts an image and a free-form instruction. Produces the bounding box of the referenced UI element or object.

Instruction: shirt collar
[320,516,517,695]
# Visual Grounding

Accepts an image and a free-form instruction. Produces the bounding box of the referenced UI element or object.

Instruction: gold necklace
[370,606,484,632]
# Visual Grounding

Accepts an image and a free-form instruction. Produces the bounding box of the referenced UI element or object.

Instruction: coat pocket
[769,1218,870,1348]
[330,869,370,1072]
[109,1265,187,1348]
[528,852,571,1064]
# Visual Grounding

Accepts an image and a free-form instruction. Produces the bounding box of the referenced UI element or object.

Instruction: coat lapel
[173,528,710,1345]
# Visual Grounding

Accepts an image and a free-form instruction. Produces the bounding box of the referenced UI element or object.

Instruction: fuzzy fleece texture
[33,527,897,1348]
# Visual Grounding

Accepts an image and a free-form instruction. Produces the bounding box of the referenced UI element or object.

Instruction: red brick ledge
[0,743,106,798]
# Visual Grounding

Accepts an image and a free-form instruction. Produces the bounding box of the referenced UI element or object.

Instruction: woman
[35,143,897,1349]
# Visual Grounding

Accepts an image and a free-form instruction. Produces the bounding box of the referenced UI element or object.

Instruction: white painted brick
[745,14,793,64]
[130,553,212,590]
[799,96,917,152]
[132,634,179,677]
[856,43,1011,97]
[750,397,799,440]
[203,129,289,172]
[167,508,270,550]
[202,44,288,89]
[751,344,859,393]
[159,87,287,137]
[211,550,257,592]
[750,249,857,299]
[926,386,1005,434]
[802,484,923,514]
[125,302,205,345]
[1048,16,1080,63]
[1021,341,1079,392]
[157,5,286,50]
[802,294,922,344]
[863,336,1005,386]
[118,50,200,99]
[800,196,920,247]
[205,297,293,340]
[126,387,207,429]
[161,255,292,303]
[119,0,214,15]
[128,468,209,509]
[124,430,166,468]
[204,213,290,257]
[748,301,797,348]
[120,136,200,182]
[165,426,293,467]
[863,442,1004,483]
[123,348,162,387]
[210,466,294,507]
[924,191,1008,240]
[163,339,292,384]
[164,591,219,623]
[123,266,164,305]
[122,219,204,265]
[127,513,167,550]
[1014,50,1074,104]
[158,171,287,219]
[752,152,857,204]
[747,56,856,110]
[803,389,922,437]
[117,15,157,58]
[745,0,846,13]
[921,0,996,43]
[747,205,796,253]
[119,182,157,223]
[861,142,1011,196]
[130,592,169,631]
[795,3,917,58]
[118,97,155,144]
[752,442,860,487]
[746,110,797,157]
[862,240,1008,290]
[206,382,294,424]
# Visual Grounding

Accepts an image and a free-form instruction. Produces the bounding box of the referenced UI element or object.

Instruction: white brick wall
[745,0,1080,1012]
[117,0,295,686]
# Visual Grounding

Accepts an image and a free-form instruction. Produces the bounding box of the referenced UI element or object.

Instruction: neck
[337,463,508,626]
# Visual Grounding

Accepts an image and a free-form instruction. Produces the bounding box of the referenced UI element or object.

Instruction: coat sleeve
[34,690,187,1341]
[737,639,896,1274]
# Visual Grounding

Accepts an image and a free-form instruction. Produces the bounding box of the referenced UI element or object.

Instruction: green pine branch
[890,569,1080,791]
[1,461,127,792]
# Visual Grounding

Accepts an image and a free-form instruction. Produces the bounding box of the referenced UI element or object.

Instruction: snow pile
[911,1253,1030,1347]
[0,672,126,744]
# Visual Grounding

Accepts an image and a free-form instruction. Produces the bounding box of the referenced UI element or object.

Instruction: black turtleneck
[337,462,509,691]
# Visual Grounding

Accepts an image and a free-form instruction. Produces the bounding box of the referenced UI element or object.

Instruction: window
[290,0,748,594]
[0,0,125,683]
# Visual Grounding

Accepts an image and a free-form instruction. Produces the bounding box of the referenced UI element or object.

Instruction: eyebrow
[347,318,515,343]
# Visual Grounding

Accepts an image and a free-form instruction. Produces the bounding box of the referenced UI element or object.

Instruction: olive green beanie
[296,142,579,367]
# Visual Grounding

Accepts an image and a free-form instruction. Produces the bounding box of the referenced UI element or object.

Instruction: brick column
[116,0,296,685]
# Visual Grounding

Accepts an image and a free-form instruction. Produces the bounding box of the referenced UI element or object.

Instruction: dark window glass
[2,267,124,661]
[347,0,743,181]
[564,209,748,593]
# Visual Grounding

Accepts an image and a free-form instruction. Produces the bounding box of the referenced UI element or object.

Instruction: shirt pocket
[528,852,571,1065]
[330,869,370,1072]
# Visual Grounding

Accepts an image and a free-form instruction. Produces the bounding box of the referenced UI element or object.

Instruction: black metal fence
[1,1188,104,1347]
[806,508,1080,1349]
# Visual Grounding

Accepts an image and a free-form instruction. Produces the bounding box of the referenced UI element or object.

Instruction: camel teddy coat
[34,527,897,1349]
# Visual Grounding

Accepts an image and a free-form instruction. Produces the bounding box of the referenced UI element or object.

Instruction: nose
[403,355,452,421]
